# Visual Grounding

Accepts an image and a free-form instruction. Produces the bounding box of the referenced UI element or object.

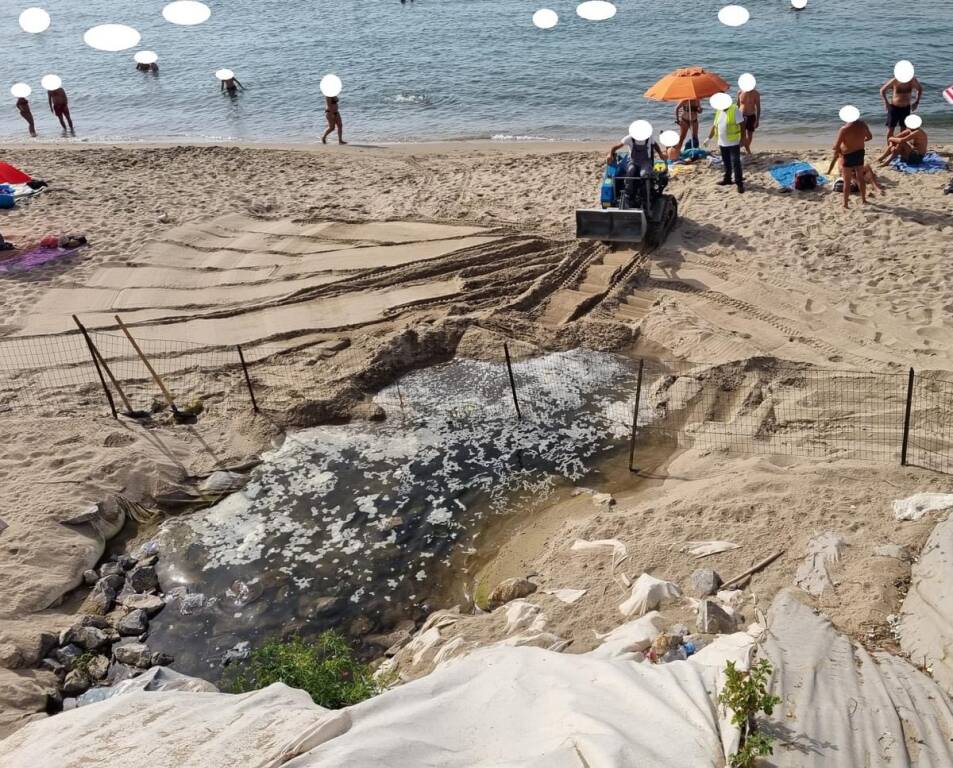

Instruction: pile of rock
[40,552,173,710]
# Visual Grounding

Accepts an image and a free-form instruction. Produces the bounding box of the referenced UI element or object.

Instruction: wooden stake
[72,316,117,419]
[114,315,179,415]
[721,550,785,590]
[72,315,136,416]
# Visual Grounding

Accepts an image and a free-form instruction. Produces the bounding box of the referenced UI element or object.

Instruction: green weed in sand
[719,659,781,768]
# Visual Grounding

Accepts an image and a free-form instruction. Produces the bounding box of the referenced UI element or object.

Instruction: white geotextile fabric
[893,493,953,521]
[619,573,681,617]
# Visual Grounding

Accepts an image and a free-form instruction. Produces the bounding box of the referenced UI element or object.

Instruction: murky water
[150,350,645,678]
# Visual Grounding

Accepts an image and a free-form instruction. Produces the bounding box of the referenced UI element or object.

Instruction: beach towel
[890,152,948,174]
[0,245,82,274]
[769,161,828,190]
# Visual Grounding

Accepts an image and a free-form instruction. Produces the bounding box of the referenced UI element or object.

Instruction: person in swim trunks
[16,97,36,137]
[47,86,74,135]
[880,74,922,142]
[322,94,346,144]
[831,116,872,209]
[674,99,701,151]
[737,87,761,154]
[877,118,928,166]
[221,75,244,96]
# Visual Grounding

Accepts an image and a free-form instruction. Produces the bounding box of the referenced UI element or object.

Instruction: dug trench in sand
[2,142,953,764]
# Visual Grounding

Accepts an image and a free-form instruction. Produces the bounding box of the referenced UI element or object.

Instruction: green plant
[223,632,382,709]
[718,659,781,768]
[73,651,98,677]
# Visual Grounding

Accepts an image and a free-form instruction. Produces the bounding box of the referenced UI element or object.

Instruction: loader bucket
[575,208,646,243]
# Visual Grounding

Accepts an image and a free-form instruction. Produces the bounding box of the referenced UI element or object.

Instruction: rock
[62,669,91,697]
[39,657,65,676]
[152,651,174,667]
[126,565,159,594]
[137,554,159,568]
[381,516,404,531]
[82,570,99,586]
[86,655,110,681]
[85,580,117,615]
[119,594,165,617]
[99,574,125,592]
[79,616,111,630]
[66,626,113,653]
[486,578,538,610]
[61,697,78,712]
[875,544,911,562]
[592,493,616,507]
[105,661,136,686]
[99,561,124,578]
[117,554,138,571]
[113,642,153,668]
[697,598,738,635]
[348,616,373,637]
[60,504,102,526]
[52,644,83,669]
[198,471,248,494]
[118,609,149,637]
[690,569,723,598]
[349,402,386,422]
[299,595,343,617]
[222,642,251,666]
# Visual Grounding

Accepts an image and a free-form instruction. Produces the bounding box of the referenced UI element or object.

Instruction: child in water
[16,97,36,137]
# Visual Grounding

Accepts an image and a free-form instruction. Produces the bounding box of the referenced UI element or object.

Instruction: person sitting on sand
[880,73,922,142]
[16,97,36,137]
[322,94,346,144]
[605,132,664,204]
[0,233,13,252]
[675,99,701,151]
[47,86,74,135]
[877,117,928,167]
[831,115,872,209]
[738,87,761,155]
[828,154,885,198]
[221,75,244,96]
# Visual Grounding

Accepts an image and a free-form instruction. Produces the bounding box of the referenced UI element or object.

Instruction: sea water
[1,0,951,144]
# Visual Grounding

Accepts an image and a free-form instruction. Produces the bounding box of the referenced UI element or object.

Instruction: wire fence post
[236,345,259,413]
[72,316,117,419]
[628,359,644,472]
[901,367,914,466]
[503,343,522,421]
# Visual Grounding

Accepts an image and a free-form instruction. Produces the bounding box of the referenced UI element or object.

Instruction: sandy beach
[2,138,953,746]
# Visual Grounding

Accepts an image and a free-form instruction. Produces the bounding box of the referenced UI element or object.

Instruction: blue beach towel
[769,162,827,190]
[890,152,948,174]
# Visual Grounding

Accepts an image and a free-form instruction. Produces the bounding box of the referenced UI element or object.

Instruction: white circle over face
[629,120,653,141]
[894,60,915,84]
[11,83,32,99]
[658,129,680,148]
[718,5,749,26]
[791,0,807,9]
[710,92,732,111]
[215,69,235,81]
[905,114,923,130]
[738,73,757,92]
[135,50,159,65]
[162,1,211,25]
[320,74,343,98]
[41,74,62,91]
[84,24,141,52]
[839,105,860,123]
[576,1,617,21]
[532,9,558,28]
[19,7,51,34]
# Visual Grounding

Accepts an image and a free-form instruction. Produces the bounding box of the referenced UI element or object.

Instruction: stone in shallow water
[120,594,166,617]
[118,609,149,637]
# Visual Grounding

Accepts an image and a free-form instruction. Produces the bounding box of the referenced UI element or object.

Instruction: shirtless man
[737,87,761,154]
[47,86,74,134]
[880,74,922,142]
[877,118,928,166]
[221,75,244,96]
[136,62,159,73]
[16,97,36,137]
[831,116,872,209]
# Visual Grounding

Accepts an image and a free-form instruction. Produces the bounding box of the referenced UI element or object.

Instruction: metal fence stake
[628,359,645,472]
[72,315,117,419]
[503,343,522,421]
[901,367,914,466]
[236,345,259,413]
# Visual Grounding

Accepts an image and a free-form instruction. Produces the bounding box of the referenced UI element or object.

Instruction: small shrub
[223,632,381,709]
[719,659,781,768]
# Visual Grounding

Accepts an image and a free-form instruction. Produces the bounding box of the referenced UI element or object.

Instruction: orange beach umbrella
[644,67,729,101]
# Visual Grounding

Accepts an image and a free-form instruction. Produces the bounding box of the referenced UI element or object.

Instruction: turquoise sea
[1,0,952,143]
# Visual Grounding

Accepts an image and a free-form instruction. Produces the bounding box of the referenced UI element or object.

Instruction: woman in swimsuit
[322,95,346,145]
[675,99,701,152]
[879,76,922,141]
[830,118,872,209]
[16,97,36,137]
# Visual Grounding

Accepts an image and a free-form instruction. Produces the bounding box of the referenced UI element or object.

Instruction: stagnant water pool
[149,349,646,677]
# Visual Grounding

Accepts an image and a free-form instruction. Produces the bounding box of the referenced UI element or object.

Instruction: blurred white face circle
[791,0,807,9]
[135,51,159,65]
[11,83,32,99]
[718,5,749,26]
[84,24,141,52]
[894,60,915,84]
[19,7,51,34]
[320,74,343,98]
[738,73,757,92]
[215,69,235,81]
[710,92,732,111]
[41,74,62,91]
[629,120,653,141]
[576,1,617,21]
[905,114,923,130]
[839,105,860,123]
[532,9,558,28]
[162,1,211,25]
[658,130,680,148]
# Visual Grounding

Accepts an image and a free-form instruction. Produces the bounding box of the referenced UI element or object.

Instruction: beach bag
[0,194,15,210]
[794,169,818,190]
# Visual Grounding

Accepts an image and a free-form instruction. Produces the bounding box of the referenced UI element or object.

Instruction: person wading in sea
[322,94,346,144]
[831,111,872,209]
[16,97,36,137]
[47,86,74,135]
[880,72,922,143]
[221,75,245,96]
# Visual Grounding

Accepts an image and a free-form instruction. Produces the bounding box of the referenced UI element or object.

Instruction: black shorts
[843,149,865,168]
[744,114,757,131]
[887,104,911,129]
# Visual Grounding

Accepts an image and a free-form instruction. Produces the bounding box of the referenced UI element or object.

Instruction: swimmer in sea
[16,97,37,137]
[136,62,159,74]
[831,115,872,209]
[322,94,346,144]
[47,86,74,135]
[221,75,245,96]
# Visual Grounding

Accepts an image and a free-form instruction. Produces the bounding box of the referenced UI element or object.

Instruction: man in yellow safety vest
[705,93,746,193]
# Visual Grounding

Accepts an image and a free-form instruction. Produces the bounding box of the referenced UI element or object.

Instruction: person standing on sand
[16,97,36,137]
[880,73,922,142]
[675,99,701,151]
[738,87,761,154]
[831,111,872,209]
[322,94,346,145]
[705,93,746,193]
[47,86,74,135]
